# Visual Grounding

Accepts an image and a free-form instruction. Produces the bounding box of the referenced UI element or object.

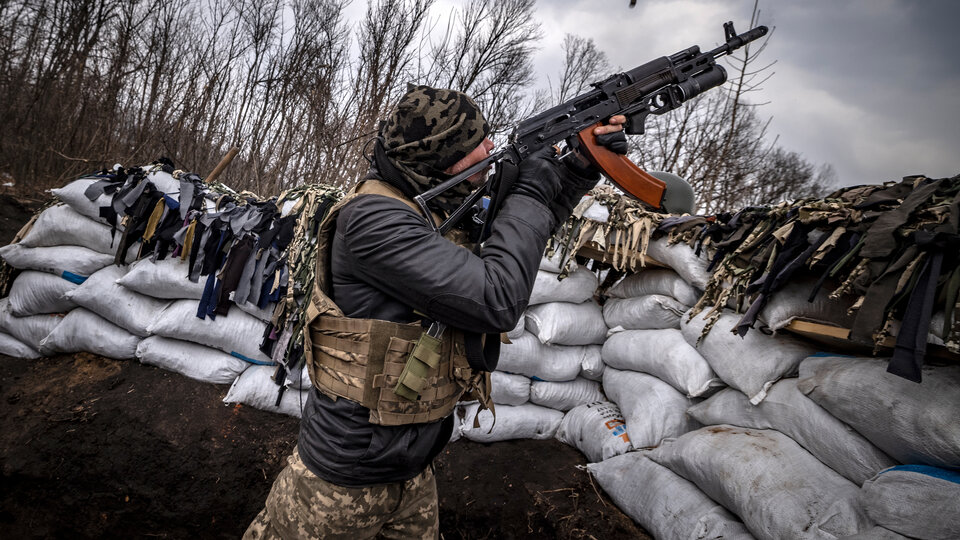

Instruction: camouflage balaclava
[380,84,490,214]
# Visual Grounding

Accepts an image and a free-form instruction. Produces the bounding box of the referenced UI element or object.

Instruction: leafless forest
[0,0,831,212]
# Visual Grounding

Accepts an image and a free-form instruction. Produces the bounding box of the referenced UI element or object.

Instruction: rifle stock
[577,122,666,208]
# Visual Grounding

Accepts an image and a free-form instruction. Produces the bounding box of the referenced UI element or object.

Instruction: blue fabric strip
[61,271,87,284]
[230,351,275,366]
[881,464,960,484]
[163,194,180,210]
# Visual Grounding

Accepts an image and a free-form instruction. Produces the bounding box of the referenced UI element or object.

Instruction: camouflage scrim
[243,447,439,540]
[381,84,490,213]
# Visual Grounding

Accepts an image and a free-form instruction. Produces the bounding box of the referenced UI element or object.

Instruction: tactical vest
[302,180,493,426]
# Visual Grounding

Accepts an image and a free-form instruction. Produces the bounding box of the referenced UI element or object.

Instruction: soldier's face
[445,138,495,186]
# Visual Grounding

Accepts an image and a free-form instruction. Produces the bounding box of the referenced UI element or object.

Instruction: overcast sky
[528,0,960,188]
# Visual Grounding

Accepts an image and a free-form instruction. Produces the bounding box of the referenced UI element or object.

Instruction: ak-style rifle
[414,21,768,239]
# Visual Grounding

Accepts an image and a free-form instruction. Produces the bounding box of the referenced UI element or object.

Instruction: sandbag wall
[0,167,311,417]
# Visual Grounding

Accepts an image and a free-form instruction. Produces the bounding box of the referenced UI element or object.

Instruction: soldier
[244,85,626,539]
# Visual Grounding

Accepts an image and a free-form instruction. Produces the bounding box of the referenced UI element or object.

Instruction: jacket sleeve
[335,193,556,334]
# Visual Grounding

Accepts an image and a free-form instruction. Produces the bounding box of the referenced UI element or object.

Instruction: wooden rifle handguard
[577,122,666,209]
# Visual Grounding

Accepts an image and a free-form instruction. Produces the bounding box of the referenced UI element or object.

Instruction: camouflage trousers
[243,447,439,540]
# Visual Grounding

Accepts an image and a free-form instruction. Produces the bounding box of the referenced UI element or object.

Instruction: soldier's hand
[512,147,564,206]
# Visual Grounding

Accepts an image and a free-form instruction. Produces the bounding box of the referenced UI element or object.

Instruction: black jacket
[297,187,557,487]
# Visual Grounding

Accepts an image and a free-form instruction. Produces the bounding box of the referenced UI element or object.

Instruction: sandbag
[602,294,688,330]
[460,402,563,443]
[525,301,607,346]
[136,336,249,384]
[147,300,273,364]
[607,268,700,306]
[648,425,871,540]
[145,167,181,194]
[842,527,910,540]
[587,452,755,540]
[283,363,312,391]
[578,345,604,381]
[528,268,598,306]
[506,316,526,340]
[602,367,698,449]
[539,250,577,274]
[51,177,114,224]
[798,355,960,469]
[496,332,588,381]
[0,243,114,279]
[758,277,856,331]
[65,265,170,337]
[0,331,41,359]
[490,371,531,406]
[556,401,632,463]
[233,299,276,323]
[602,329,722,397]
[0,298,63,350]
[18,204,120,254]
[645,237,711,290]
[39,308,140,359]
[6,271,77,316]
[116,258,206,300]
[529,378,604,411]
[681,308,818,404]
[687,380,896,485]
[860,465,960,540]
[223,365,307,418]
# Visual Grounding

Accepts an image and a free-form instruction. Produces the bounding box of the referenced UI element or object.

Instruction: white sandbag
[602,329,722,398]
[578,345,604,381]
[556,401,632,462]
[539,250,577,273]
[18,204,120,254]
[496,332,587,381]
[528,268,598,306]
[602,294,688,330]
[0,331,41,359]
[530,377,604,411]
[645,237,711,290]
[6,271,77,315]
[145,167,180,194]
[147,299,273,364]
[843,527,910,539]
[65,265,170,337]
[648,425,871,540]
[233,300,276,323]
[223,365,307,418]
[860,465,960,540]
[798,355,960,469]
[116,258,206,299]
[607,268,700,306]
[688,380,896,485]
[490,371,530,406]
[681,308,818,404]
[460,402,563,442]
[51,177,114,224]
[602,367,698,449]
[587,452,755,540]
[525,301,607,345]
[39,308,140,359]
[758,277,856,331]
[136,336,249,384]
[284,363,312,391]
[0,298,63,349]
[0,243,114,278]
[506,315,525,340]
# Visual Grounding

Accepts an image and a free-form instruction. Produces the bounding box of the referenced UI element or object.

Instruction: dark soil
[0,194,649,539]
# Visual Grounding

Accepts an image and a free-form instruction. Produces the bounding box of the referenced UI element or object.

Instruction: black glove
[511,147,565,206]
[549,129,630,225]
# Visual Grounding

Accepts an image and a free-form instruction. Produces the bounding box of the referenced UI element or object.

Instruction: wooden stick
[204,145,240,184]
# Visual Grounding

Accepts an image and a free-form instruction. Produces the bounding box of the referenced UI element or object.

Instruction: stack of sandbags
[594,267,708,453]
[461,263,604,443]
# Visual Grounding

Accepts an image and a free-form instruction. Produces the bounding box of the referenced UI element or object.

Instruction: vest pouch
[371,334,464,425]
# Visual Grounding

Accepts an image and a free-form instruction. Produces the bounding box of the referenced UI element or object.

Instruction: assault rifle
[414,21,768,238]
